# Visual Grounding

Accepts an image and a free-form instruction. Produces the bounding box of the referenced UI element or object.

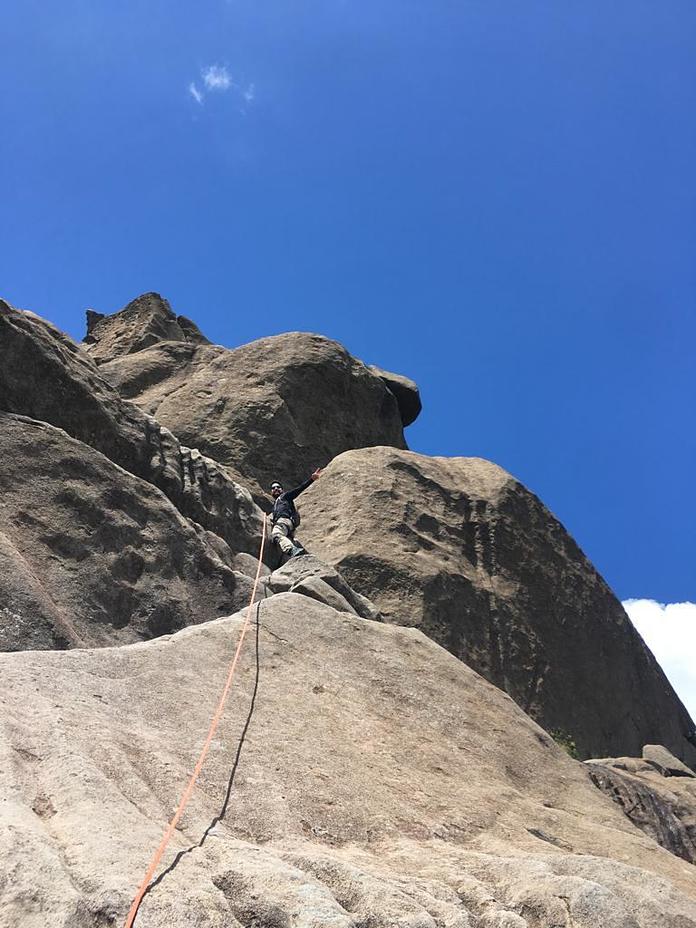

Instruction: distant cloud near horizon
[188,64,254,110]
[623,599,696,720]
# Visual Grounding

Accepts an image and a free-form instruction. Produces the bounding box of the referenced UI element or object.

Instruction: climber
[269,468,322,559]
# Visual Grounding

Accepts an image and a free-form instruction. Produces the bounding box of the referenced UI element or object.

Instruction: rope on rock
[123,516,268,927]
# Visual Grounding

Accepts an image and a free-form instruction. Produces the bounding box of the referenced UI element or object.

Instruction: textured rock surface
[4,293,695,928]
[369,364,422,426]
[0,413,255,650]
[586,754,696,864]
[85,295,415,496]
[299,447,696,765]
[643,744,696,778]
[0,299,264,558]
[267,553,381,620]
[1,594,695,928]
[84,291,209,363]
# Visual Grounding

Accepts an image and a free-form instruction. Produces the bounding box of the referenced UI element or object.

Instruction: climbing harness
[123,517,268,927]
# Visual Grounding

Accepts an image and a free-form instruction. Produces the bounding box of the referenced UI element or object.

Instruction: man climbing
[269,468,322,559]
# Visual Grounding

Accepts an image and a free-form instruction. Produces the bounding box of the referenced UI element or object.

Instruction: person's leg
[271,518,295,556]
[290,536,307,556]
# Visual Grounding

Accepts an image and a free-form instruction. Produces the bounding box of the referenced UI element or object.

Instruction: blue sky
[2,1,695,614]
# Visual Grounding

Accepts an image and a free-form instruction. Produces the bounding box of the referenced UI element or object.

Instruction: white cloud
[189,82,204,105]
[187,66,255,110]
[623,599,696,720]
[202,65,232,92]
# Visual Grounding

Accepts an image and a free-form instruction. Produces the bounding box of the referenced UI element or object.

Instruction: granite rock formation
[2,295,696,926]
[299,447,696,766]
[368,364,422,427]
[0,413,254,650]
[266,553,382,620]
[1,594,695,928]
[586,748,696,864]
[0,299,264,559]
[83,294,415,497]
[643,743,696,778]
[84,291,210,363]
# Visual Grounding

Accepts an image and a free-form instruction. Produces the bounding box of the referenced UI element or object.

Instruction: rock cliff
[0,413,253,649]
[84,293,414,497]
[298,447,696,766]
[585,746,696,864]
[1,295,695,926]
[0,299,269,645]
[0,300,264,557]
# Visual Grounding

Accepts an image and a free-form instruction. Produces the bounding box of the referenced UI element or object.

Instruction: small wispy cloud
[202,65,232,92]
[189,82,204,105]
[623,599,696,719]
[187,65,255,111]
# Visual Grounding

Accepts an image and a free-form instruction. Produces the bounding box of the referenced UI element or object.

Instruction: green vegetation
[550,728,580,760]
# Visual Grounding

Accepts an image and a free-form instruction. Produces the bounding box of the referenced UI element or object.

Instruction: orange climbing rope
[123,517,268,928]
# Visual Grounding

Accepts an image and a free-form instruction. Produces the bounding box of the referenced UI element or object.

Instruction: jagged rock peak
[83,291,210,363]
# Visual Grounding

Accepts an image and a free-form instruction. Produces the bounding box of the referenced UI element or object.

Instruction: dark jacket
[271,477,313,525]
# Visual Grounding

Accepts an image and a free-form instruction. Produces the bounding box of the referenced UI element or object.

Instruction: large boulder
[298,447,696,765]
[0,413,255,650]
[643,744,696,778]
[83,294,417,497]
[0,299,264,558]
[369,364,422,426]
[266,553,381,619]
[1,593,695,927]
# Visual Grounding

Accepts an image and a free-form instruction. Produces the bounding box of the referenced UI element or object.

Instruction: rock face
[83,291,210,363]
[1,594,695,928]
[0,413,255,650]
[586,751,696,864]
[266,553,382,620]
[0,299,270,650]
[3,294,696,927]
[83,294,415,497]
[0,299,264,559]
[299,447,696,766]
[369,364,422,426]
[643,744,696,778]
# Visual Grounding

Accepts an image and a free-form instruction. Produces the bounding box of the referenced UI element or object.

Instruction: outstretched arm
[285,469,322,501]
